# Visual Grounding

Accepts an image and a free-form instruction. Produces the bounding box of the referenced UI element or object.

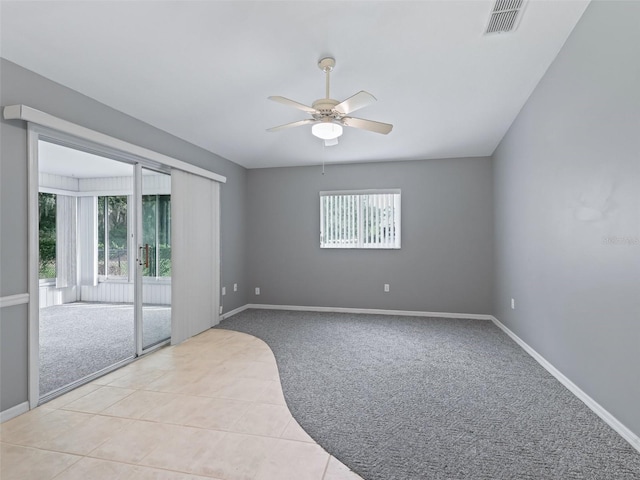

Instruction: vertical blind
[55,195,77,288]
[320,189,401,249]
[171,170,220,345]
[77,196,97,286]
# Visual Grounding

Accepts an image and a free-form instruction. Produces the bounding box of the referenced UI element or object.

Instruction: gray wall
[0,59,248,411]
[493,1,640,437]
[247,158,494,314]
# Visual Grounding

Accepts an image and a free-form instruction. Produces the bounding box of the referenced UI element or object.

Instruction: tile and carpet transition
[1,328,360,480]
[217,309,640,480]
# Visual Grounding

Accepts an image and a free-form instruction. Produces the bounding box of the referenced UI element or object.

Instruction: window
[38,192,57,279]
[98,196,129,278]
[142,194,172,278]
[320,189,401,249]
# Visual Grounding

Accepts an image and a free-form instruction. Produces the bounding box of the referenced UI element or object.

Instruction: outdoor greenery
[98,196,129,277]
[39,192,56,279]
[143,194,171,277]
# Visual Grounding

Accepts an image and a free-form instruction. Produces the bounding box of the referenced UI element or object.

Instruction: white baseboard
[0,401,29,423]
[490,315,640,454]
[244,303,493,320]
[221,304,250,320]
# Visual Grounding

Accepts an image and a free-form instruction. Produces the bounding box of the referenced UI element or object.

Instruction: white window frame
[320,189,401,249]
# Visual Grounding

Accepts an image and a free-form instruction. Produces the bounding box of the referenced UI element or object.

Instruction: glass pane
[321,192,400,249]
[158,195,172,277]
[98,197,105,276]
[38,192,57,279]
[38,140,135,399]
[142,194,157,277]
[107,196,128,277]
[142,171,172,349]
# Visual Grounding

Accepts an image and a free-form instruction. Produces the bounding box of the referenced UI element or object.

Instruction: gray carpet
[217,309,640,480]
[40,302,171,395]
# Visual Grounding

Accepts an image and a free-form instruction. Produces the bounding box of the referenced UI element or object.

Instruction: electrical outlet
[511,298,515,309]
[219,306,223,314]
[222,287,226,296]
[255,287,260,295]
[384,283,390,293]
[233,283,238,292]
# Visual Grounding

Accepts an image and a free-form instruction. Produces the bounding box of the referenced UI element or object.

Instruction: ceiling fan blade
[324,138,339,147]
[268,96,317,114]
[267,119,316,132]
[342,117,393,135]
[334,91,377,115]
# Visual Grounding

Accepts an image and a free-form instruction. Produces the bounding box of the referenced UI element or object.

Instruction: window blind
[55,195,77,288]
[171,169,220,345]
[320,189,401,249]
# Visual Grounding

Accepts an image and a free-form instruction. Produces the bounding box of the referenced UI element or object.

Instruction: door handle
[138,244,150,268]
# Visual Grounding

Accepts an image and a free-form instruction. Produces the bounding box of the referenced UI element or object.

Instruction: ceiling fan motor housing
[312,98,342,120]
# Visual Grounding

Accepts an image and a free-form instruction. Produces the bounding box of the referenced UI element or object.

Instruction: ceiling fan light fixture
[312,121,343,140]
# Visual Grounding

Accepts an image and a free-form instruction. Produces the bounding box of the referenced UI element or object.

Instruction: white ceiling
[1,1,589,169]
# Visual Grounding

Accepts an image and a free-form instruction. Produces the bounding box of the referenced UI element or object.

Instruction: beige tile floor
[0,329,363,480]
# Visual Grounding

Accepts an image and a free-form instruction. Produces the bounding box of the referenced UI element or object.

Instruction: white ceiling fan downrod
[320,57,334,100]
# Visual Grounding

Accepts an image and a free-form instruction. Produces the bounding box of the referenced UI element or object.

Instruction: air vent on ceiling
[485,0,527,34]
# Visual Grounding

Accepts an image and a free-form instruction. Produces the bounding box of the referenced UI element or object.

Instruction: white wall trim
[0,401,29,423]
[221,304,250,320]
[490,315,640,454]
[27,124,42,408]
[3,105,227,184]
[0,293,30,308]
[244,304,493,320]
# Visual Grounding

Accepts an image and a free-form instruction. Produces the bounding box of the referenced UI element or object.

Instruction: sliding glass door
[38,141,138,399]
[37,139,171,402]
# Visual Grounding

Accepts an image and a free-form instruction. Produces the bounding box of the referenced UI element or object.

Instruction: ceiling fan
[267,57,393,146]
